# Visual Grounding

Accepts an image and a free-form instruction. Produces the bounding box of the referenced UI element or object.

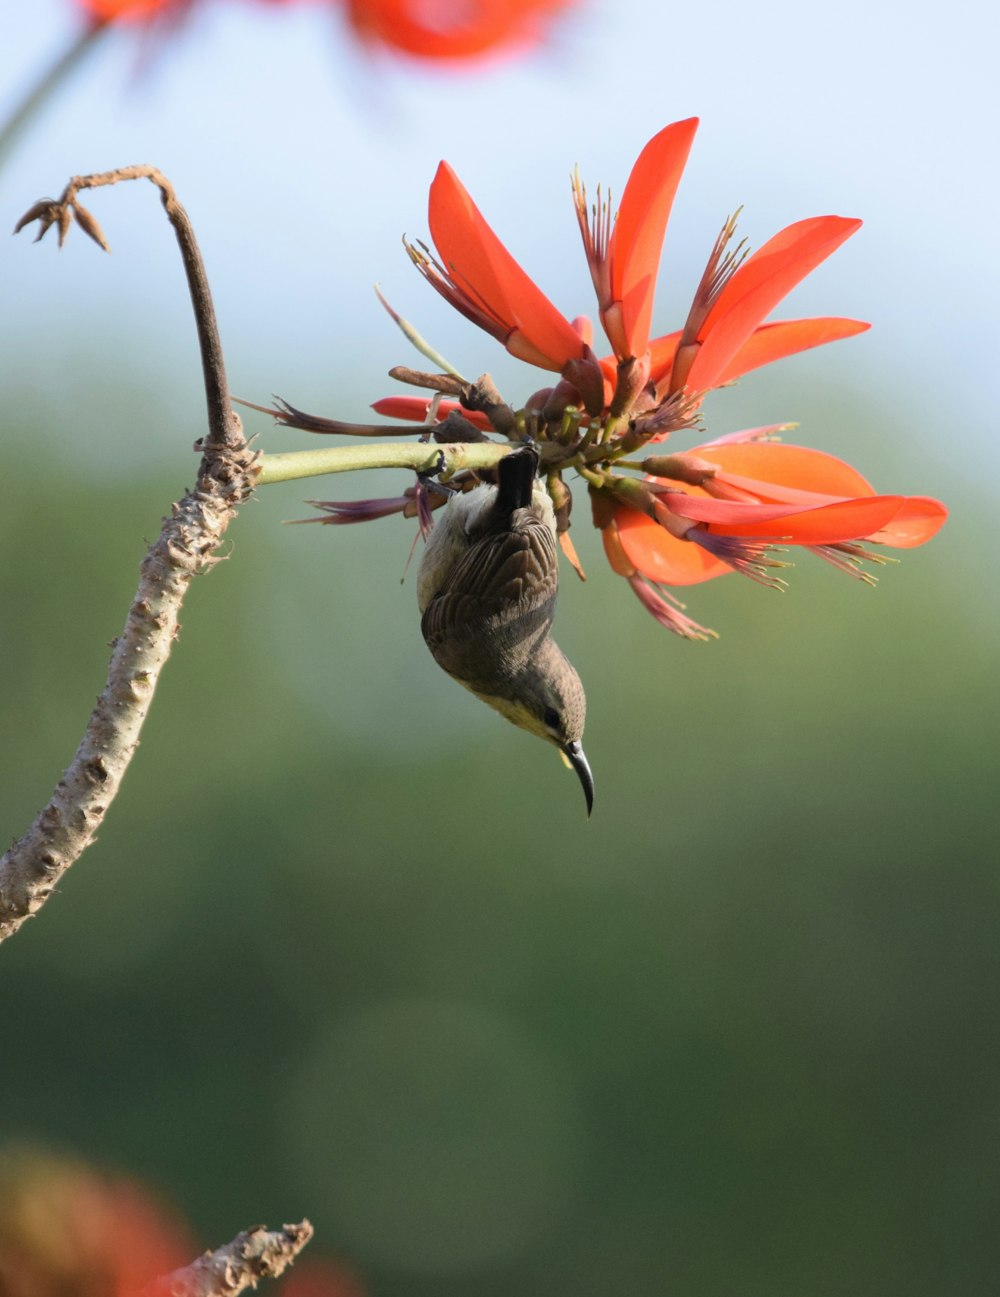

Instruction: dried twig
[0,166,258,945]
[141,1222,314,1297]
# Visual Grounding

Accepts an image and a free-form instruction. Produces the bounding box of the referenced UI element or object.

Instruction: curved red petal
[608,119,698,357]
[614,508,731,585]
[429,162,585,371]
[715,316,870,385]
[869,496,948,548]
[666,494,821,527]
[687,216,862,393]
[707,495,905,543]
[698,442,876,498]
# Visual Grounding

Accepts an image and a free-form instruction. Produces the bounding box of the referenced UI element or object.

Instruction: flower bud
[641,453,717,485]
[609,351,651,418]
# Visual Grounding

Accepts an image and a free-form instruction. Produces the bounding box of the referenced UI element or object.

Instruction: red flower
[599,433,947,635]
[410,118,869,420]
[303,121,945,643]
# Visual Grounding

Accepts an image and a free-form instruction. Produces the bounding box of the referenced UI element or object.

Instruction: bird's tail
[496,447,539,515]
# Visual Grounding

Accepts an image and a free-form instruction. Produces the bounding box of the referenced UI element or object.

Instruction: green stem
[256,441,510,486]
[0,22,107,166]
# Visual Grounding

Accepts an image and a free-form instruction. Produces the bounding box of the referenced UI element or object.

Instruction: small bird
[417,447,593,814]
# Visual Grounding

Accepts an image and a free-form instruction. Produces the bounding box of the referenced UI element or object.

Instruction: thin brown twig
[140,1222,314,1297]
[0,166,258,945]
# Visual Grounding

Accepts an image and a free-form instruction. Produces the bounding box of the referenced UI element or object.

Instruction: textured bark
[141,1222,313,1297]
[0,442,258,943]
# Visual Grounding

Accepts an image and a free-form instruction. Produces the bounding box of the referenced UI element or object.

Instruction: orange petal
[559,530,587,579]
[698,442,876,498]
[687,216,862,393]
[646,329,683,388]
[666,495,828,528]
[607,119,698,357]
[869,496,948,548]
[571,315,595,346]
[708,495,905,543]
[429,162,585,371]
[715,316,870,385]
[614,508,731,586]
[600,520,634,576]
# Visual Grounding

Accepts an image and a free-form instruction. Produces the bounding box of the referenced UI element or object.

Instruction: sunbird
[417,447,593,815]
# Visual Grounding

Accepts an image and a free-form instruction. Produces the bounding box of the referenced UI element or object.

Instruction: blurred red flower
[343,0,574,60]
[73,0,572,60]
[0,1148,193,1297]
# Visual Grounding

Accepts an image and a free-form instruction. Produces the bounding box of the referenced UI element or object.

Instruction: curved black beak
[563,739,594,817]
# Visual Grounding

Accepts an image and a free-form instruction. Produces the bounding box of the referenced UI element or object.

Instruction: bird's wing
[421,511,558,686]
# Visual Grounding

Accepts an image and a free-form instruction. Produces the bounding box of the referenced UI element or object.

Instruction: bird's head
[476,640,593,815]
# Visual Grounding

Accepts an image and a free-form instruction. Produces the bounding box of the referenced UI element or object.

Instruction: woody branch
[0,165,257,944]
[141,1221,314,1297]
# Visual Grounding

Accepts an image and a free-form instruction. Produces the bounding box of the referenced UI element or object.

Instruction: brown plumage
[417,448,593,813]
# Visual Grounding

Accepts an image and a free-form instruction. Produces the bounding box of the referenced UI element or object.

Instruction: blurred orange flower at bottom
[0,1147,194,1297]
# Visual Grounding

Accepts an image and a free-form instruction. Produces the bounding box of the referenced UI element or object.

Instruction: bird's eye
[543,707,560,730]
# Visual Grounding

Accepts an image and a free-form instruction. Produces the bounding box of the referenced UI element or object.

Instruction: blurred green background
[3,1,998,1293]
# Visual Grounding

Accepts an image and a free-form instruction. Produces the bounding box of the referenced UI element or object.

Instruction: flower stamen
[627,575,719,641]
[572,170,613,319]
[810,540,897,585]
[689,529,791,589]
[669,211,748,394]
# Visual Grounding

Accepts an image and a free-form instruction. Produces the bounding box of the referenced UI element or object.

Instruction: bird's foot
[418,451,456,496]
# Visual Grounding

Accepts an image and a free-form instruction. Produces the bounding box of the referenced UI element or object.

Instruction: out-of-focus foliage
[1,359,997,1295]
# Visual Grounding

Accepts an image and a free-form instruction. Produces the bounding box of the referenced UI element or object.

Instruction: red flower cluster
[383,118,945,636]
